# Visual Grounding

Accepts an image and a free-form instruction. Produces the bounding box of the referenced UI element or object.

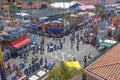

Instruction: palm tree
[48,61,85,80]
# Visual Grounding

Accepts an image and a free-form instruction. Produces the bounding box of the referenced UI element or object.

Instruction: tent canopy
[12,38,31,49]
[47,29,64,33]
[66,61,81,69]
[51,1,84,9]
[16,12,29,17]
[27,24,41,29]
[100,43,112,47]
[98,39,115,48]
[77,5,95,10]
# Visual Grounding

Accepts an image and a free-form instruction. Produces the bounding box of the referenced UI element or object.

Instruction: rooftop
[28,8,67,17]
[2,26,25,35]
[86,43,120,80]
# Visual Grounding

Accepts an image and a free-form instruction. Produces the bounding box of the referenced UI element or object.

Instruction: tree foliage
[61,12,69,21]
[48,61,85,80]
[114,29,120,42]
[93,7,103,15]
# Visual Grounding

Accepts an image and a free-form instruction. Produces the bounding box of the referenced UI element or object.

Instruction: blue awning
[47,29,64,33]
[27,24,40,29]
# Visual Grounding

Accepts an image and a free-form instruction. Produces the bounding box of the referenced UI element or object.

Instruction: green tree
[108,29,112,37]
[93,7,103,15]
[114,29,120,42]
[48,61,85,80]
[62,14,69,21]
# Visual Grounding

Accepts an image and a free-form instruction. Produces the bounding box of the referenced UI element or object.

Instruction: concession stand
[45,21,66,37]
[3,29,31,56]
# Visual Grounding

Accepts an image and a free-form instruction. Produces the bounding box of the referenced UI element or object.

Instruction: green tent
[100,43,112,48]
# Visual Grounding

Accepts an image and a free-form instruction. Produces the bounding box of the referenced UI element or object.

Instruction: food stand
[3,29,31,56]
[45,21,65,37]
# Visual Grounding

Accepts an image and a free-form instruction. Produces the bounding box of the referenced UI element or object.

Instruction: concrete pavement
[4,28,100,80]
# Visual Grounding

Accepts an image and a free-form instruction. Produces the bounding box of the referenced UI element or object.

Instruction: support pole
[0,43,7,80]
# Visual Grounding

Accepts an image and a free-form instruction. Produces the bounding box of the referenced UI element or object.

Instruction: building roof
[29,8,67,17]
[76,0,119,5]
[51,1,84,9]
[86,43,120,80]
[2,1,50,10]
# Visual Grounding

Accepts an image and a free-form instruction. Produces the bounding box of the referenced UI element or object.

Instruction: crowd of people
[2,14,97,80]
[47,39,63,52]
[6,54,56,80]
[1,7,114,80]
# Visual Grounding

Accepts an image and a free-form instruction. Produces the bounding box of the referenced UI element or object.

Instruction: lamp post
[0,26,7,80]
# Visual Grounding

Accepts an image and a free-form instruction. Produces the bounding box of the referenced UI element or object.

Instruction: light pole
[0,26,7,80]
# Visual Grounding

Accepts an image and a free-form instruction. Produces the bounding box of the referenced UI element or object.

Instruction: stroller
[88,53,93,59]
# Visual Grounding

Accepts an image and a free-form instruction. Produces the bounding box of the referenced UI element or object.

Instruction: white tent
[16,13,29,17]
[51,1,84,9]
[77,5,95,10]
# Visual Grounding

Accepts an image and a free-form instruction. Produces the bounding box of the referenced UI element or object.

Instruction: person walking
[47,43,50,52]
[73,57,76,61]
[76,41,79,51]
[45,58,47,64]
[76,33,79,42]
[71,42,73,49]
[7,62,11,70]
[20,60,25,69]
[63,37,65,43]
[83,56,87,68]
[40,57,43,65]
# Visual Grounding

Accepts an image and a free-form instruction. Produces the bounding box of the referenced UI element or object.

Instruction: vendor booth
[15,12,30,20]
[47,29,64,33]
[45,21,66,37]
[26,23,42,35]
[3,29,32,56]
